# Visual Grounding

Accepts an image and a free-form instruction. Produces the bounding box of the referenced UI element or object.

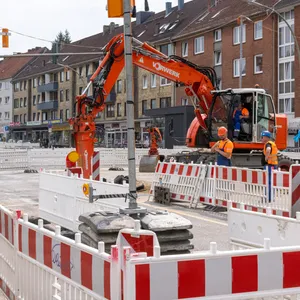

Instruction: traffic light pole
[120,0,146,215]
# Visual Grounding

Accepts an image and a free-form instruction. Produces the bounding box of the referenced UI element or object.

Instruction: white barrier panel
[0,150,28,170]
[39,171,129,231]
[124,239,300,300]
[228,205,300,250]
[291,164,300,218]
[149,161,204,203]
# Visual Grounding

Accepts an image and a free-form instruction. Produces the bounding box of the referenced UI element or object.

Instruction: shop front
[104,122,127,148]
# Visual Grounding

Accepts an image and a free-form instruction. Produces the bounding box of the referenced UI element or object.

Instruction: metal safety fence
[149,162,299,217]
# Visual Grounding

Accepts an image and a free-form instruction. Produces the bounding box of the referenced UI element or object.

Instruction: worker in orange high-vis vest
[232,103,249,139]
[261,130,278,202]
[211,126,234,166]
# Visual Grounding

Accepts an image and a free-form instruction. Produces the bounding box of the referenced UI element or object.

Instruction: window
[5,112,9,119]
[38,77,41,86]
[33,78,37,88]
[85,64,89,77]
[279,61,294,94]
[160,44,173,56]
[254,54,263,74]
[279,24,295,59]
[181,98,188,106]
[24,97,27,107]
[160,97,171,108]
[33,113,36,121]
[214,29,222,41]
[38,94,41,104]
[233,58,246,77]
[33,96,36,106]
[14,99,19,109]
[37,112,40,121]
[124,103,127,116]
[20,82,23,91]
[0,113,2,119]
[254,21,263,40]
[142,100,147,115]
[214,51,222,66]
[24,81,27,90]
[182,42,188,57]
[233,25,246,44]
[79,87,83,95]
[66,89,70,101]
[0,83,2,90]
[151,74,156,88]
[117,103,122,117]
[60,72,64,82]
[14,115,19,123]
[66,71,70,81]
[5,97,9,104]
[194,36,204,54]
[279,98,294,113]
[20,114,22,123]
[60,90,64,102]
[151,99,156,109]
[106,104,115,118]
[14,82,20,92]
[65,109,70,120]
[160,77,171,86]
[0,98,2,105]
[24,114,26,123]
[20,98,23,107]
[79,67,83,77]
[142,75,148,89]
[117,80,122,93]
[124,79,126,93]
[51,111,57,120]
[60,110,63,121]
[5,82,9,89]
[42,112,47,121]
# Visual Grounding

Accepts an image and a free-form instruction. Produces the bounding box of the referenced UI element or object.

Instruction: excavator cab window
[255,93,276,141]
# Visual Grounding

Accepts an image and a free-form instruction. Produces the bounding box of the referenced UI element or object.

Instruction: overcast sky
[1,0,192,56]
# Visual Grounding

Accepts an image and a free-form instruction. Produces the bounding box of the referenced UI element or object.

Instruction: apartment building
[0,47,44,140]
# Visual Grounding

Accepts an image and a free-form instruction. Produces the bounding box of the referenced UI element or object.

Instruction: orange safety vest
[263,141,278,165]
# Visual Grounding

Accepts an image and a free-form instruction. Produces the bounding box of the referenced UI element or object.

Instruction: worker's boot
[233,129,240,141]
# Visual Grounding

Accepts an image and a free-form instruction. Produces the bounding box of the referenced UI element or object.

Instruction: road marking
[140,202,228,226]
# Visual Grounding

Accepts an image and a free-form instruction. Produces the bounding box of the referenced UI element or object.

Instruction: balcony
[37,82,58,93]
[37,101,58,111]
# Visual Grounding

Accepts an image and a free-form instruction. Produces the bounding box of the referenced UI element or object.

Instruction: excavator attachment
[139,154,165,173]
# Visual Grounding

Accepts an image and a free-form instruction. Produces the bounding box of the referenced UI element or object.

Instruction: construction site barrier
[4,204,300,300]
[228,203,300,250]
[150,162,298,216]
[39,170,129,232]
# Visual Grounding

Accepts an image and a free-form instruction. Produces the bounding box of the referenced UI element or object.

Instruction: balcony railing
[37,82,58,93]
[37,100,58,110]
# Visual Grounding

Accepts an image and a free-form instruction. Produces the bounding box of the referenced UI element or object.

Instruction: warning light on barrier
[1,28,10,48]
[82,183,89,197]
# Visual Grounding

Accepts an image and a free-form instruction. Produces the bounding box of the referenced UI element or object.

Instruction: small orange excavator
[69,33,290,178]
[139,126,164,172]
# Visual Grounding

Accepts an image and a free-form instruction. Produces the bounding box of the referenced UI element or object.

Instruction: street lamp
[247,0,300,67]
[237,15,252,88]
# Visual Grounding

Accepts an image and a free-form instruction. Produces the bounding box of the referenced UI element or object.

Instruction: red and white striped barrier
[0,206,15,245]
[150,162,296,217]
[291,164,300,218]
[92,151,100,181]
[124,240,300,300]
[18,215,112,299]
[149,162,204,203]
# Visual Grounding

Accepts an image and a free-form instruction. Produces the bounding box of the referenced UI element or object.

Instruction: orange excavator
[69,33,292,178]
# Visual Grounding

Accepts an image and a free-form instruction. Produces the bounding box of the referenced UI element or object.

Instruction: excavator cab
[207,88,277,148]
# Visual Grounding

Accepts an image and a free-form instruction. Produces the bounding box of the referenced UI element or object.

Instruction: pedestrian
[232,102,250,139]
[211,126,234,166]
[261,130,278,202]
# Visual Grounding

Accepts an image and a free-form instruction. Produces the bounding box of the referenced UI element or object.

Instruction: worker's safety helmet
[261,131,271,138]
[218,126,228,136]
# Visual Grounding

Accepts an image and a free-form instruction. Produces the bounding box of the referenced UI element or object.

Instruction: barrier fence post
[291,164,300,218]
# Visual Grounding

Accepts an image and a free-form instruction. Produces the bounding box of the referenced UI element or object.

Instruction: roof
[0,47,45,80]
[173,0,300,40]
[12,0,300,81]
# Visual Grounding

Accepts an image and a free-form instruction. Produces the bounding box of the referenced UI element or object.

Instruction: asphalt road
[0,168,229,251]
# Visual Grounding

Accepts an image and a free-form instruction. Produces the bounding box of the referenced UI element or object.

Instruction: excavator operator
[211,126,234,166]
[232,102,250,139]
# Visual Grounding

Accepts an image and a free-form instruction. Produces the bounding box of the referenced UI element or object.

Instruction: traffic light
[107,0,135,18]
[1,28,10,48]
